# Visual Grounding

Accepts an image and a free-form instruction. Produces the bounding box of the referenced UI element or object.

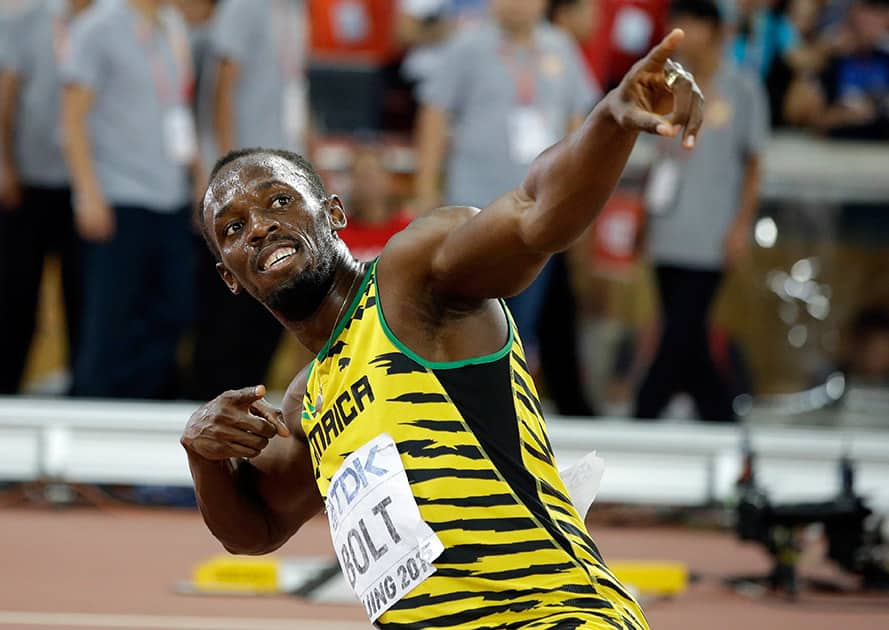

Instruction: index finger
[643,28,685,70]
[225,384,267,405]
[250,398,291,438]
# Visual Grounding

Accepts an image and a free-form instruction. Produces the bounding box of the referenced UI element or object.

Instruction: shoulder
[385,205,480,252]
[723,63,765,100]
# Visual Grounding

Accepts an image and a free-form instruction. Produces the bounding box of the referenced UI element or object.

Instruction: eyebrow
[213,180,292,220]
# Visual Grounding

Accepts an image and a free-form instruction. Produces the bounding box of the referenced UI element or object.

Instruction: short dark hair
[198,147,327,261]
[669,0,723,27]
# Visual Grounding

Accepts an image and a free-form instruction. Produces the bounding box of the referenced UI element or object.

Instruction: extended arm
[385,30,703,301]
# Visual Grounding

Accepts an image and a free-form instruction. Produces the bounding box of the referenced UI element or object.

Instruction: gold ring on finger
[664,59,684,91]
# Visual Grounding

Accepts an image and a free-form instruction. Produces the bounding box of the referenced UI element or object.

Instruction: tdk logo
[327,445,389,531]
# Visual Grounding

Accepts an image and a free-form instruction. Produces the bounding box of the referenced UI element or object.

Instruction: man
[634,0,767,422]
[184,25,701,627]
[415,0,600,358]
[188,0,307,400]
[814,0,889,140]
[0,0,88,393]
[396,0,488,88]
[338,147,412,262]
[61,0,201,398]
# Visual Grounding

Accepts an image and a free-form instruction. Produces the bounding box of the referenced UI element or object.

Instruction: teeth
[262,246,296,271]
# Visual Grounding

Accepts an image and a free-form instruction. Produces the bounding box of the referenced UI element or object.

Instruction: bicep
[383,193,550,304]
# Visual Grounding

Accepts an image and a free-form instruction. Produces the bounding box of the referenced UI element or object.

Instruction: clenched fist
[182,385,291,460]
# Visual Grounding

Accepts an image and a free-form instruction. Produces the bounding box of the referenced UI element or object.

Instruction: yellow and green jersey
[302,260,648,629]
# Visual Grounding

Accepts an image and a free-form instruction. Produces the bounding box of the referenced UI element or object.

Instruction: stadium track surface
[0,506,886,629]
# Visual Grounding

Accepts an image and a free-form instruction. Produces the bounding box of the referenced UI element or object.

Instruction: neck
[69,0,92,15]
[279,252,366,355]
[352,199,389,225]
[500,22,535,46]
[129,0,160,22]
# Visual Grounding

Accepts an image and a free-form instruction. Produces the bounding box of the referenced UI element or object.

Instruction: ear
[326,194,348,232]
[216,262,242,295]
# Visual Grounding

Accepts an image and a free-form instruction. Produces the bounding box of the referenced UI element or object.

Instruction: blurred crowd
[0,0,887,422]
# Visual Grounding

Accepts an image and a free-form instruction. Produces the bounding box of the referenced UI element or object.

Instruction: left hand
[724,221,751,267]
[608,29,705,149]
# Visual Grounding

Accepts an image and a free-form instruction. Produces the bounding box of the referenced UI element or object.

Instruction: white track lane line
[0,611,371,629]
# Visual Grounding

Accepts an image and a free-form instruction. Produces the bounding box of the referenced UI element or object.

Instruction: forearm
[62,116,101,200]
[187,433,320,555]
[188,453,287,555]
[520,96,638,252]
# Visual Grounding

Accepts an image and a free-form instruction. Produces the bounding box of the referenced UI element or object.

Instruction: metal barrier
[2,396,888,512]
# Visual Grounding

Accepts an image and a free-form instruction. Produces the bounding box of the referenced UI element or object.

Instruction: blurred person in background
[581,0,669,90]
[338,146,412,262]
[61,0,201,399]
[798,0,889,139]
[730,0,801,82]
[308,0,401,131]
[844,305,889,386]
[634,0,767,422]
[396,0,489,89]
[763,0,829,127]
[415,0,598,361]
[188,0,307,400]
[540,0,601,415]
[0,0,91,394]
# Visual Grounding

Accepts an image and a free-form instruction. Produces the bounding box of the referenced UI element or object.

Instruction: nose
[247,213,279,246]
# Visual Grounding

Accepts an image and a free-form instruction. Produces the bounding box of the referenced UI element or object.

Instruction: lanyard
[499,40,540,106]
[273,0,304,82]
[51,16,70,64]
[136,11,194,106]
[50,0,72,64]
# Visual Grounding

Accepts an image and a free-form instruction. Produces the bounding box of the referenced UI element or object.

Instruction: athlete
[183,29,703,629]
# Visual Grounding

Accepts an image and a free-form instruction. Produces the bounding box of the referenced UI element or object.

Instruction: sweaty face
[203,155,343,321]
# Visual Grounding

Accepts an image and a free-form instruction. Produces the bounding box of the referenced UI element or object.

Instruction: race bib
[326,433,444,622]
[508,106,557,165]
[163,105,197,165]
[645,158,681,215]
[282,81,308,149]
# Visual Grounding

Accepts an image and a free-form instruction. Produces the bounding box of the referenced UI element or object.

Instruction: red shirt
[309,0,399,64]
[582,0,668,88]
[340,211,412,262]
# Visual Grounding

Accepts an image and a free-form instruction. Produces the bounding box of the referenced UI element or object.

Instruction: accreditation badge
[644,158,681,216]
[508,106,558,166]
[326,433,444,622]
[163,105,198,164]
[282,81,308,149]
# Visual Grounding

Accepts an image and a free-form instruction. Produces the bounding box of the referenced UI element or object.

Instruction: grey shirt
[60,0,193,211]
[209,0,307,154]
[0,0,71,186]
[648,64,768,270]
[421,22,598,207]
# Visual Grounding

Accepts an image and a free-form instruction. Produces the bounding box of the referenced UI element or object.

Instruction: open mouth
[258,242,299,272]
